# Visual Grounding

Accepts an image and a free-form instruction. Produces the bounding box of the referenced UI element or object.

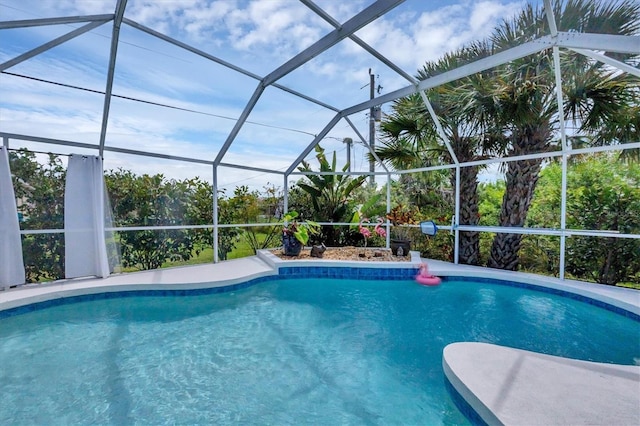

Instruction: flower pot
[282,233,302,256]
[390,239,411,256]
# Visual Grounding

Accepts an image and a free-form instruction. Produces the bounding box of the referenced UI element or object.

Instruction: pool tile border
[1,266,638,322]
[442,276,640,321]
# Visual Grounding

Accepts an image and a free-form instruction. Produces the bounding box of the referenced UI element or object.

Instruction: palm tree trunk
[488,157,544,270]
[457,165,480,265]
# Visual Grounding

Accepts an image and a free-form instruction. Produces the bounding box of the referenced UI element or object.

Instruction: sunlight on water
[0,279,638,425]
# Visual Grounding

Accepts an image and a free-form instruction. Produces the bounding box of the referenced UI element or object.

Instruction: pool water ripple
[0,278,638,425]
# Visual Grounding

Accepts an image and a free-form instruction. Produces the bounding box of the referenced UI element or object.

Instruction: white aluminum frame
[0,0,638,276]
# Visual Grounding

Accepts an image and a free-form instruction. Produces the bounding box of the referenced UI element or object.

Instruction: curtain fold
[0,146,26,288]
[64,155,110,278]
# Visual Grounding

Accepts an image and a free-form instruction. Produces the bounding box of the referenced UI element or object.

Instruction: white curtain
[0,146,25,288]
[64,155,110,278]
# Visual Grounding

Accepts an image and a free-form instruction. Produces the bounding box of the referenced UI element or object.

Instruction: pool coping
[443,342,640,426]
[1,251,638,316]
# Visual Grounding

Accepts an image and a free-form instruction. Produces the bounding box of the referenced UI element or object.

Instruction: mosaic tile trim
[278,266,418,280]
[1,270,637,321]
[442,276,640,321]
[444,377,489,426]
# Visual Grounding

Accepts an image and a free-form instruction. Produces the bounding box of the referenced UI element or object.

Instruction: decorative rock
[310,244,327,258]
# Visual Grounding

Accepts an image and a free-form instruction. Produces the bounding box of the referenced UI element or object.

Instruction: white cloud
[0,0,529,191]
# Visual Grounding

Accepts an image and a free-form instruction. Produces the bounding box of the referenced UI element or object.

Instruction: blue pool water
[1,278,638,425]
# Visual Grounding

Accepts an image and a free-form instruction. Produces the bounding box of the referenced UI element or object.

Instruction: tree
[565,156,639,285]
[524,155,639,285]
[10,150,65,282]
[105,170,200,270]
[377,44,497,265]
[470,0,640,271]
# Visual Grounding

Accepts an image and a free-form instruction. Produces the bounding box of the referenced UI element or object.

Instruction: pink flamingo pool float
[415,263,441,286]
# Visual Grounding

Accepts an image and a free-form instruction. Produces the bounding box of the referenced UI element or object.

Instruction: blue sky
[0,0,526,191]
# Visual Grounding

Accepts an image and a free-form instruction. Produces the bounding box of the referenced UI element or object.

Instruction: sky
[0,0,527,191]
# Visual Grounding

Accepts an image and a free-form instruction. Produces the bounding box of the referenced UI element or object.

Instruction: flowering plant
[386,204,419,240]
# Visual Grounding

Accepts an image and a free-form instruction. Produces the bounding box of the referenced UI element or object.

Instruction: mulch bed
[269,246,411,262]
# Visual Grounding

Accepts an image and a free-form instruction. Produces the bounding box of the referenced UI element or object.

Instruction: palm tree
[473,0,640,270]
[377,45,497,265]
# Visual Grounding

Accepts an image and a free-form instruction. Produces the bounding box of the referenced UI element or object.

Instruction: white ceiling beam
[418,90,458,164]
[0,132,214,165]
[342,115,390,173]
[213,83,266,166]
[543,0,558,37]
[218,163,285,175]
[263,0,406,87]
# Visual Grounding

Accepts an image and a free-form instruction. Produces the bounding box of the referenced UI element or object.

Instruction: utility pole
[369,68,375,186]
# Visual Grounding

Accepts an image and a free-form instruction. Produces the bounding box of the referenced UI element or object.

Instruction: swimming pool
[1,276,638,424]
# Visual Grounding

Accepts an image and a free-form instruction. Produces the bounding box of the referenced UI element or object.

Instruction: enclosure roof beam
[0,14,113,29]
[0,132,215,165]
[213,83,265,167]
[300,0,416,84]
[418,90,458,164]
[570,48,640,79]
[98,0,128,157]
[343,115,390,174]
[556,32,640,54]
[218,163,285,175]
[543,0,558,37]
[341,37,552,117]
[285,113,342,175]
[123,18,338,113]
[263,0,405,87]
[0,20,109,72]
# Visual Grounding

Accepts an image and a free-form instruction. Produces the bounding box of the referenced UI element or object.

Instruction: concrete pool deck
[1,253,639,425]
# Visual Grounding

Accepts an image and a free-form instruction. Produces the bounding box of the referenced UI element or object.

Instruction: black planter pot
[390,239,411,256]
[282,233,303,256]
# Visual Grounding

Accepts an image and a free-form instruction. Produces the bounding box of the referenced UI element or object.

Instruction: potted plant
[282,211,320,256]
[386,204,419,256]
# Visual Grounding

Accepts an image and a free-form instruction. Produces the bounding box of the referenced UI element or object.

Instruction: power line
[1,70,317,137]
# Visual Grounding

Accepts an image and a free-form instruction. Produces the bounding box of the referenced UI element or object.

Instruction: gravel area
[269,246,411,262]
